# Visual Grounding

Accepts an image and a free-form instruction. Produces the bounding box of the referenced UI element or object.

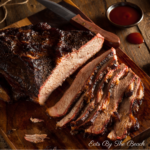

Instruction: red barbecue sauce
[109,6,141,26]
[127,33,144,44]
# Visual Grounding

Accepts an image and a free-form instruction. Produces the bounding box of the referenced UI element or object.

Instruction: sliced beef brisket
[71,68,116,129]
[100,64,128,111]
[71,64,128,131]
[107,76,143,141]
[84,55,118,103]
[85,69,136,135]
[0,22,104,104]
[47,48,116,118]
[71,68,116,130]
[46,47,144,140]
[71,56,118,127]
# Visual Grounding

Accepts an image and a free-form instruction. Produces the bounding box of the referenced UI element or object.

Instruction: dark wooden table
[0,0,150,149]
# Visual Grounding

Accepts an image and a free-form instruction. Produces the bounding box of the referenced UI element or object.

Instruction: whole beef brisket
[0,22,144,141]
[0,22,104,104]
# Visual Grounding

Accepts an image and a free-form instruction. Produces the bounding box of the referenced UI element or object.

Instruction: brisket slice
[85,69,136,135]
[56,92,86,128]
[107,76,142,141]
[71,58,118,127]
[0,22,104,105]
[47,48,116,118]
[72,64,128,131]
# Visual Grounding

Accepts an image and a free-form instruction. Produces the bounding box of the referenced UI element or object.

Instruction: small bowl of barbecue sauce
[106,2,144,28]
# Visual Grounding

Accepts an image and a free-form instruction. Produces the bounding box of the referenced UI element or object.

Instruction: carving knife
[36,0,120,48]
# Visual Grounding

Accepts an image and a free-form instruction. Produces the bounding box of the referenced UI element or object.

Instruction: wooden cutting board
[0,0,150,149]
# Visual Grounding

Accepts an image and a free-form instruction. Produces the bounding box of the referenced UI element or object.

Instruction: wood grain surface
[0,0,150,149]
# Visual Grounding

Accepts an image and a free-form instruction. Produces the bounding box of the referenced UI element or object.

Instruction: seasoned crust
[0,22,103,102]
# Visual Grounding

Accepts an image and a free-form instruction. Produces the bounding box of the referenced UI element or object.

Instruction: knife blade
[37,0,120,48]
[37,0,76,21]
